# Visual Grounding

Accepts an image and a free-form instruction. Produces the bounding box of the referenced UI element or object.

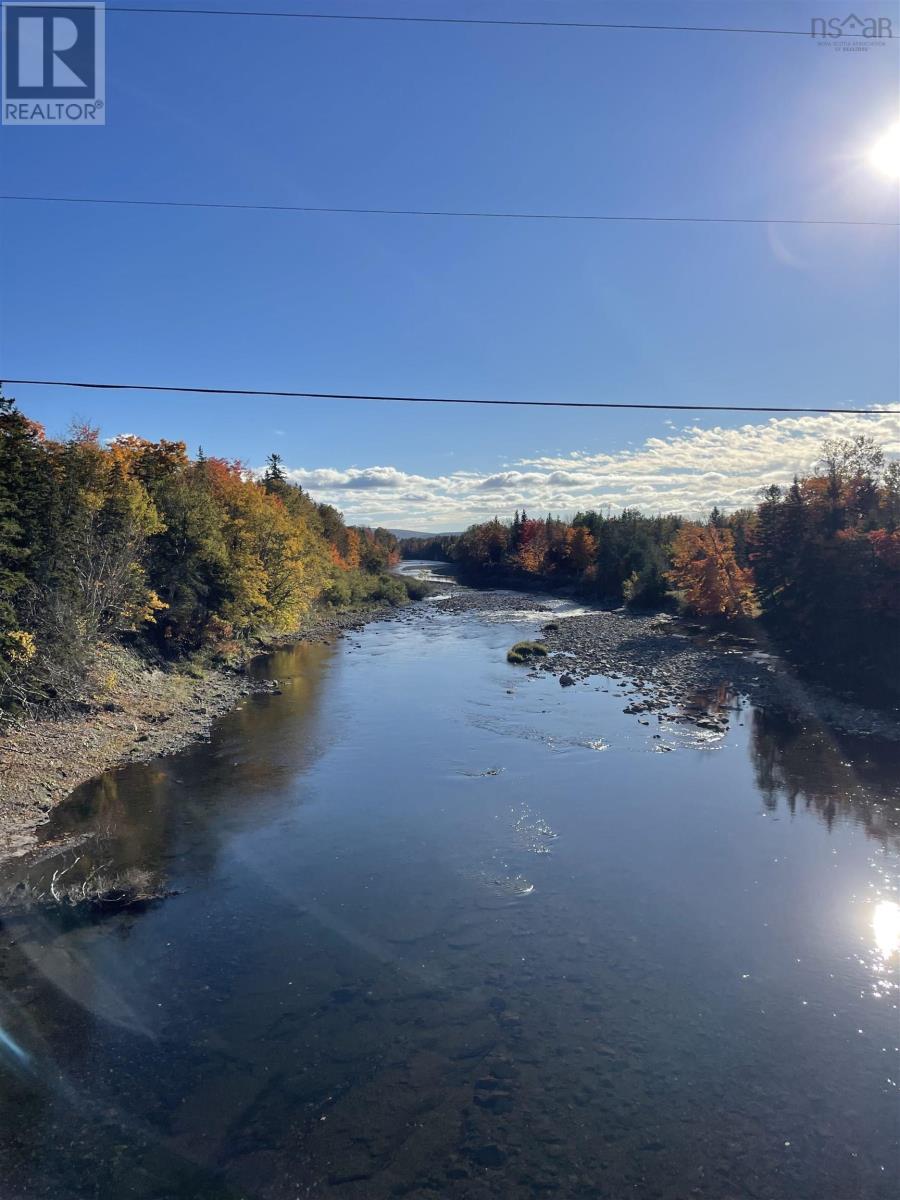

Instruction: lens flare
[0,1025,30,1066]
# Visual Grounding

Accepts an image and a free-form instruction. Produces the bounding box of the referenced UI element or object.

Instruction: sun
[868,123,900,178]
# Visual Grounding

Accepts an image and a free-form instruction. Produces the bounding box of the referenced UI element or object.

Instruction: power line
[2,194,895,230]
[106,6,894,39]
[3,379,897,416]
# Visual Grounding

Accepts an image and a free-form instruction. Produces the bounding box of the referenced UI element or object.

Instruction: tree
[882,461,900,530]
[148,461,230,649]
[564,525,596,573]
[667,523,756,619]
[515,518,545,573]
[819,435,884,484]
[263,451,289,497]
[0,397,32,642]
[867,529,900,618]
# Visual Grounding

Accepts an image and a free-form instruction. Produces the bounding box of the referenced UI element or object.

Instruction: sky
[1,0,898,530]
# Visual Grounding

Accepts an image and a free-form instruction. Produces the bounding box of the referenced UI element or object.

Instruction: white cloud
[273,411,900,531]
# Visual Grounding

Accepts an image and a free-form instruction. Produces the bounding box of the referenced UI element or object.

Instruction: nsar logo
[810,12,893,48]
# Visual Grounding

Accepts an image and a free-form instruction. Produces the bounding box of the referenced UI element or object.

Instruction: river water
[0,566,898,1199]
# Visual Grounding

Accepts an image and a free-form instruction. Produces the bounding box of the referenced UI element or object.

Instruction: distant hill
[388,528,460,540]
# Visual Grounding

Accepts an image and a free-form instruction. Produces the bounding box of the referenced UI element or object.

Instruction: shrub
[507,640,548,664]
[322,575,353,607]
[321,571,433,609]
[99,669,119,696]
[400,576,433,601]
[623,563,671,610]
[365,574,404,606]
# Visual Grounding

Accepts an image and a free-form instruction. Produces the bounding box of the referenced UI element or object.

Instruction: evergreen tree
[0,403,27,640]
[0,396,47,645]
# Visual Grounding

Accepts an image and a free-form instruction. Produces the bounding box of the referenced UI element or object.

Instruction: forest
[3,393,897,710]
[402,435,900,698]
[0,395,413,712]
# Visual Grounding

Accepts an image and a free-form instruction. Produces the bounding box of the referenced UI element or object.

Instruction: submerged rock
[468,1143,506,1169]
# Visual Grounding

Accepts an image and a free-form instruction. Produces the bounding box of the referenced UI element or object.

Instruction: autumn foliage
[0,397,402,709]
[408,433,899,695]
[442,508,679,610]
[666,524,756,619]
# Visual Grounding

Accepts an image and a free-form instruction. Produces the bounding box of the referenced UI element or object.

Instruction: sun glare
[868,123,900,178]
[873,899,900,960]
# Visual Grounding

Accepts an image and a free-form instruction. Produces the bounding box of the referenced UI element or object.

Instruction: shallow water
[1,573,898,1199]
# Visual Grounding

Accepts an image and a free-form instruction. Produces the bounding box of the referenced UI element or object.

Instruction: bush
[370,574,408,606]
[322,571,432,609]
[318,569,437,613]
[322,575,353,607]
[400,576,433,601]
[623,564,672,610]
[507,640,548,664]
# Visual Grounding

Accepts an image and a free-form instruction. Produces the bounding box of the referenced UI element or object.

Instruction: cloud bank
[277,411,900,531]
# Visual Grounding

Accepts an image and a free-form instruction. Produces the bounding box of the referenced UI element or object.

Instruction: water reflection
[1,606,898,1199]
[750,707,900,847]
[0,641,337,908]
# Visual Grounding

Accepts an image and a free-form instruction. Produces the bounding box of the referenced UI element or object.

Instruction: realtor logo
[3,2,105,124]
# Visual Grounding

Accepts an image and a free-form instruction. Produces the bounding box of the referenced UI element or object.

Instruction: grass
[506,640,549,664]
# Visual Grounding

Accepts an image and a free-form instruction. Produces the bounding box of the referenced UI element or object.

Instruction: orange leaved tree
[667,523,757,619]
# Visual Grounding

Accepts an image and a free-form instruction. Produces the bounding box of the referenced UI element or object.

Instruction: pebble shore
[433,588,900,743]
[0,602,401,864]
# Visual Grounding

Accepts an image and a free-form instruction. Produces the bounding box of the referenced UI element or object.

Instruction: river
[0,565,898,1199]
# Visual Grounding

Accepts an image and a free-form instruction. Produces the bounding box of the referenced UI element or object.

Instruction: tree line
[0,396,409,711]
[402,435,900,696]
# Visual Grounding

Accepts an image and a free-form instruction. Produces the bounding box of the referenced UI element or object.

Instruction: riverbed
[0,566,897,1199]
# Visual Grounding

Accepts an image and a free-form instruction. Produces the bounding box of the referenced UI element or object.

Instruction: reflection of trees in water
[750,707,900,847]
[15,641,337,895]
[0,766,174,904]
[679,682,737,717]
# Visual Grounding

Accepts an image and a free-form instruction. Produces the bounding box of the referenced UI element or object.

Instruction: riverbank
[0,601,405,864]
[438,560,899,709]
[5,578,898,866]
[433,588,900,742]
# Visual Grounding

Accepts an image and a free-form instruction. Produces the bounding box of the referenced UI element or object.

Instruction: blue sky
[1,0,897,529]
